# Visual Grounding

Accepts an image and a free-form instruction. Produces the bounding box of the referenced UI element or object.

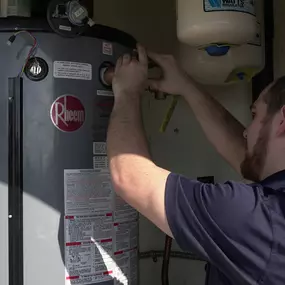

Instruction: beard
[240,119,271,182]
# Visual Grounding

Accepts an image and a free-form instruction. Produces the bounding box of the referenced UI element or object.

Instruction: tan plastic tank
[177,0,258,47]
[176,0,264,85]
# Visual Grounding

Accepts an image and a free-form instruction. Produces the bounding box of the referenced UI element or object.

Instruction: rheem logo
[50,95,85,132]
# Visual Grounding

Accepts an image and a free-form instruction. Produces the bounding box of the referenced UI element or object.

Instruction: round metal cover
[24,57,49,81]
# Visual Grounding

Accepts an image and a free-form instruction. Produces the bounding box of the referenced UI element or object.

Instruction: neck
[261,149,285,180]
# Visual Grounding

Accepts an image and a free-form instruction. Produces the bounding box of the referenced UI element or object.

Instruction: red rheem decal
[50,95,85,132]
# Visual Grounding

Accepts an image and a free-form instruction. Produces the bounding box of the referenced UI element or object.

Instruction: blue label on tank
[204,0,255,15]
[208,0,221,8]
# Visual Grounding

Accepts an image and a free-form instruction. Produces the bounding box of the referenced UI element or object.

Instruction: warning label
[102,42,113,56]
[97,90,114,97]
[114,221,138,252]
[204,0,255,15]
[64,169,138,285]
[93,142,107,155]
[114,249,138,285]
[54,61,92,81]
[64,170,113,215]
[93,156,109,170]
[65,215,113,243]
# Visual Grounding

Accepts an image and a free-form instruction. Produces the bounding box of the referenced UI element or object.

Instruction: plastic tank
[177,0,257,47]
[177,0,264,85]
[178,40,264,85]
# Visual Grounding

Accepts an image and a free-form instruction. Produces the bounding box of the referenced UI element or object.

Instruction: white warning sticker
[93,142,107,155]
[103,42,113,56]
[204,0,255,15]
[97,90,114,97]
[54,61,92,81]
[59,25,72,31]
[65,239,114,285]
[93,156,109,170]
[114,221,138,252]
[114,248,138,285]
[65,214,113,243]
[64,169,138,285]
[64,169,113,215]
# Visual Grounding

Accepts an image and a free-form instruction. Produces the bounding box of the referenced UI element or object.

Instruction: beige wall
[94,1,253,284]
[93,0,177,53]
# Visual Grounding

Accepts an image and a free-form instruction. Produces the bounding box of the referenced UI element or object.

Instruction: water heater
[0,18,138,285]
[177,0,257,48]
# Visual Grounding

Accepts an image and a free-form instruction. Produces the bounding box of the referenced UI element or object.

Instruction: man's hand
[148,51,193,96]
[112,44,148,98]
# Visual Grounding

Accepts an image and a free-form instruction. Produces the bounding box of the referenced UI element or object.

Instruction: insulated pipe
[100,58,160,88]
[100,65,115,87]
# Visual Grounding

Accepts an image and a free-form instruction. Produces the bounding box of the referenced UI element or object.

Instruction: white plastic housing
[177,0,257,47]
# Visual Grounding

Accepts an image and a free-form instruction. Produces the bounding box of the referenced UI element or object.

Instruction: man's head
[241,76,285,182]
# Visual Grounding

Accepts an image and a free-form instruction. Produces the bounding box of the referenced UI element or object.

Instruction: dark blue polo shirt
[165,171,285,285]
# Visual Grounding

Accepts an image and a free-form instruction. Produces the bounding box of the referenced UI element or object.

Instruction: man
[107,44,285,285]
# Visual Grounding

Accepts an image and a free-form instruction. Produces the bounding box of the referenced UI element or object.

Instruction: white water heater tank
[177,0,257,47]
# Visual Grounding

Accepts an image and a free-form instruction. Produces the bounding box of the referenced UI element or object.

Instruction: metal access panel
[0,20,138,285]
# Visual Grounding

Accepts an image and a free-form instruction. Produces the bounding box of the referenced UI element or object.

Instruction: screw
[174,128,180,134]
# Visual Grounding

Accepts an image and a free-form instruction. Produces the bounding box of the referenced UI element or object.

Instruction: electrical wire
[7,31,38,77]
[16,31,38,77]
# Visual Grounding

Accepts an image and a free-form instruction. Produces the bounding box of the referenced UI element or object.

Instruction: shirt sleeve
[165,173,272,277]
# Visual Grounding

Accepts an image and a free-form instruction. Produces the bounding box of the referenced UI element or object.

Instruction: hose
[162,235,172,285]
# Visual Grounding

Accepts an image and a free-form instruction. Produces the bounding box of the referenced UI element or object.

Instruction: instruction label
[204,0,255,15]
[64,169,113,215]
[54,61,92,81]
[97,90,114,97]
[114,249,138,285]
[93,142,107,155]
[93,156,109,170]
[114,221,138,252]
[64,169,138,285]
[103,42,113,56]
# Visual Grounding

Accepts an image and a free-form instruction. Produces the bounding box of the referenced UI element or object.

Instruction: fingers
[115,56,123,73]
[137,44,148,66]
[123,54,131,65]
[147,50,164,66]
[148,79,162,91]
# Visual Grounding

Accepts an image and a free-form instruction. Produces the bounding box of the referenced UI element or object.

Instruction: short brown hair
[264,76,285,115]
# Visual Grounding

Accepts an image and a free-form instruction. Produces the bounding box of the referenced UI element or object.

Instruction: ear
[276,106,285,135]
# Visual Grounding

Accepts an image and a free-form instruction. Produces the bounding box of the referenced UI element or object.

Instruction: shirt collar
[260,170,285,190]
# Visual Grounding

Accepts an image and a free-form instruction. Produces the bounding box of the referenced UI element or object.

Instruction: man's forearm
[108,95,150,160]
[182,80,246,174]
[107,94,156,208]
